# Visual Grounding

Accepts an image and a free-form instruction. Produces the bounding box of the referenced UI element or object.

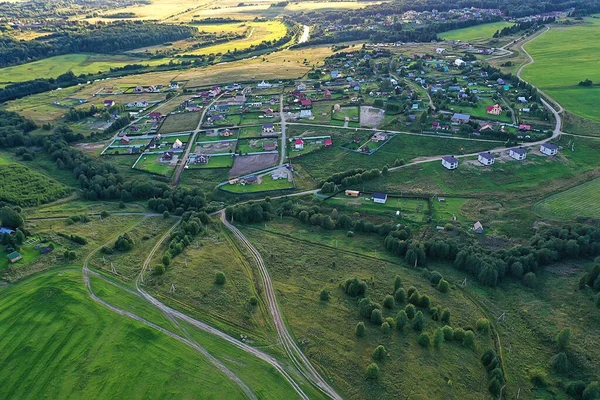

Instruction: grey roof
[452,113,470,120]
[442,156,459,163]
[263,123,274,128]
[372,192,387,200]
[510,148,526,155]
[479,152,494,160]
[542,143,558,150]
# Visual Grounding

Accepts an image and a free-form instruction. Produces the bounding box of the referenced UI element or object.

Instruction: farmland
[532,177,600,220]
[158,112,201,134]
[438,21,516,42]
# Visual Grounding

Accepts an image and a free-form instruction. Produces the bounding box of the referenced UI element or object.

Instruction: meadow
[438,21,516,42]
[532,177,600,220]
[0,163,71,206]
[221,176,294,193]
[521,18,600,122]
[158,112,200,134]
[0,269,247,399]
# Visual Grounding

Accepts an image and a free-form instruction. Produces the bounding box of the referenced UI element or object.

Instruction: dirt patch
[229,153,279,178]
[75,143,106,150]
[545,263,581,276]
[195,141,235,154]
[360,106,385,128]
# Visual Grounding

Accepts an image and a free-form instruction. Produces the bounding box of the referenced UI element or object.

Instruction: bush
[551,352,569,374]
[476,318,490,334]
[417,332,430,348]
[419,295,430,308]
[365,363,380,380]
[396,310,408,331]
[453,327,465,342]
[371,309,383,325]
[405,304,416,319]
[249,296,258,306]
[556,328,571,351]
[163,210,170,218]
[381,321,391,335]
[215,271,226,285]
[595,293,600,308]
[356,322,366,337]
[372,345,387,360]
[153,264,165,275]
[393,275,402,292]
[463,330,475,347]
[412,311,424,331]
[440,308,451,324]
[408,290,421,306]
[529,369,549,387]
[481,349,497,367]
[359,297,380,319]
[320,289,330,301]
[437,279,450,293]
[344,277,368,297]
[583,382,599,400]
[407,286,417,297]
[567,381,587,398]
[347,231,354,237]
[383,295,394,309]
[442,325,454,341]
[429,271,443,285]
[523,272,537,288]
[433,328,444,349]
[394,288,406,304]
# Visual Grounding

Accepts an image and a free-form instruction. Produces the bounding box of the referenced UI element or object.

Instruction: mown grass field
[438,21,516,41]
[222,176,294,193]
[240,222,494,400]
[158,112,200,134]
[0,269,246,399]
[521,18,600,122]
[532,176,600,220]
[0,163,71,206]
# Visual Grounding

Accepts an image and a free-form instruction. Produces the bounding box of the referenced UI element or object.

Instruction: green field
[158,112,201,134]
[532,177,600,219]
[134,154,176,176]
[0,269,246,399]
[324,195,428,222]
[438,21,516,41]
[0,163,71,206]
[189,155,235,169]
[521,18,600,123]
[221,175,294,193]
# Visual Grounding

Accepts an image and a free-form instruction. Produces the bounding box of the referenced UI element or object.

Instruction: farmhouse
[540,143,559,156]
[454,59,466,67]
[371,132,388,142]
[257,80,272,89]
[242,176,259,185]
[7,251,22,263]
[519,124,532,131]
[517,96,528,103]
[441,155,459,170]
[331,70,340,78]
[294,139,305,150]
[262,123,275,133]
[478,152,495,166]
[161,151,174,161]
[486,104,503,115]
[509,148,527,160]
[172,139,183,149]
[120,136,131,145]
[451,113,471,124]
[325,139,333,147]
[473,221,484,234]
[300,98,312,108]
[191,154,210,165]
[149,112,162,121]
[220,129,234,137]
[104,100,115,108]
[299,110,313,118]
[345,190,360,197]
[372,192,388,204]
[170,81,179,90]
[0,227,14,235]
[323,89,332,99]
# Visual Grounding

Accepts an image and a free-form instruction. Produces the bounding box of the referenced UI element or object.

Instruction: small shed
[7,251,22,263]
[345,190,360,197]
[372,192,388,204]
[473,222,484,234]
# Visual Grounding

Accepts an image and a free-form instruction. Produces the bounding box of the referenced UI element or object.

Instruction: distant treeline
[493,18,555,38]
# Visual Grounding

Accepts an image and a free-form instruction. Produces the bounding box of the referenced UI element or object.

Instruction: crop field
[0,269,246,399]
[181,21,287,56]
[532,177,600,219]
[158,112,200,134]
[240,224,493,400]
[521,18,600,122]
[0,163,71,206]
[438,21,516,42]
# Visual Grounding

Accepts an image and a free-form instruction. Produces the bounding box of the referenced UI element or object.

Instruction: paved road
[220,211,342,400]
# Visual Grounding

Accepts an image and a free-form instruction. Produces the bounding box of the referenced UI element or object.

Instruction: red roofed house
[149,112,162,121]
[324,139,333,147]
[519,124,531,131]
[294,139,304,150]
[300,99,312,108]
[323,89,332,99]
[486,104,503,115]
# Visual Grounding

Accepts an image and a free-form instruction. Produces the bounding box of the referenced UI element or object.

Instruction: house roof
[0,227,15,234]
[300,99,312,106]
[442,155,459,163]
[510,148,526,155]
[479,152,494,160]
[7,251,21,260]
[542,143,558,150]
[452,113,470,120]
[263,123,274,128]
[373,192,387,200]
[295,139,304,145]
[474,221,483,231]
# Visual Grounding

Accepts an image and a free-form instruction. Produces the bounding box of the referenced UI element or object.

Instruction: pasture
[521,18,600,122]
[158,112,200,134]
[532,177,600,220]
[0,269,246,399]
[438,21,516,42]
[0,163,71,206]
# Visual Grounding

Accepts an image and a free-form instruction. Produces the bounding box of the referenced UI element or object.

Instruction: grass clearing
[158,112,201,134]
[532,177,600,220]
[438,21,516,42]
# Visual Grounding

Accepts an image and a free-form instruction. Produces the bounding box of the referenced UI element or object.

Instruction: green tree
[393,275,403,292]
[476,318,490,334]
[381,321,391,335]
[433,328,444,349]
[215,271,226,285]
[523,272,537,288]
[383,295,394,309]
[394,288,406,304]
[583,382,600,400]
[551,352,569,374]
[365,363,380,380]
[405,304,416,319]
[372,345,387,360]
[0,207,23,229]
[442,325,454,341]
[453,327,465,342]
[556,328,571,351]
[356,322,366,337]
[14,229,25,244]
[163,210,170,218]
[595,293,600,308]
[320,289,330,301]
[162,253,171,267]
[417,332,430,348]
[396,310,408,331]
[249,296,258,306]
[371,309,383,325]
[437,279,450,293]
[412,311,424,331]
[529,369,549,387]
[440,308,451,324]
[153,264,165,275]
[463,330,475,347]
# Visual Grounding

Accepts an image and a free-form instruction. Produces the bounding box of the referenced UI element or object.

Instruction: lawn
[454,96,512,123]
[158,112,201,134]
[438,21,516,42]
[521,18,600,122]
[221,176,294,193]
[238,125,265,138]
[532,177,600,220]
[0,269,246,399]
[134,154,176,177]
[324,195,428,223]
[189,155,234,169]
[331,106,360,123]
[0,163,71,206]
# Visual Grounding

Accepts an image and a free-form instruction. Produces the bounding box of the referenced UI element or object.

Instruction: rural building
[331,70,340,78]
[519,124,531,131]
[451,113,471,124]
[517,96,528,103]
[242,176,258,185]
[220,129,234,137]
[299,110,313,118]
[7,251,22,263]
[372,192,388,204]
[540,143,559,156]
[120,136,131,145]
[345,190,360,197]
[486,104,503,115]
[296,84,307,91]
[478,152,495,166]
[324,139,333,147]
[0,227,14,235]
[300,98,312,108]
[441,155,459,170]
[473,221,484,234]
[262,123,274,133]
[323,89,332,99]
[161,151,174,161]
[170,81,179,90]
[509,148,527,160]
[294,139,305,150]
[149,112,162,121]
[257,80,272,89]
[192,154,210,164]
[454,59,466,67]
[104,100,115,108]
[372,132,388,142]
[172,139,183,149]
[435,47,446,54]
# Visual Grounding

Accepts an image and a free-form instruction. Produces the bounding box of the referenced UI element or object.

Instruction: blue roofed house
[372,192,388,204]
[478,152,495,166]
[451,113,470,124]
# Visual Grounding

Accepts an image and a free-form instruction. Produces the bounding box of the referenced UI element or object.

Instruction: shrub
[463,330,475,347]
[371,309,383,325]
[162,253,171,267]
[583,382,599,400]
[408,290,421,306]
[412,311,424,331]
[437,279,450,293]
[163,210,170,218]
[365,363,380,380]
[249,296,258,306]
[551,352,569,374]
[476,318,490,334]
[433,328,444,348]
[393,275,403,292]
[356,322,366,337]
[442,325,454,341]
[529,369,549,387]
[405,304,416,319]
[383,295,394,309]
[381,321,391,334]
[523,272,537,288]
[429,271,443,285]
[440,308,451,324]
[417,332,430,348]
[419,295,430,308]
[215,271,226,285]
[359,297,380,318]
[347,231,354,237]
[344,277,368,297]
[567,381,587,398]
[394,288,406,304]
[396,310,409,331]
[556,328,571,351]
[453,327,465,342]
[320,289,330,301]
[595,293,600,308]
[372,345,387,360]
[153,264,165,275]
[407,286,417,297]
[488,378,502,397]
[481,349,497,367]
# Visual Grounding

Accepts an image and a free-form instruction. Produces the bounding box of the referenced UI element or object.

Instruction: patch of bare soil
[360,106,385,128]
[229,153,279,178]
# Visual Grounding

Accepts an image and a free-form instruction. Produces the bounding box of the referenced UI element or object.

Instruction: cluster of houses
[441,143,559,170]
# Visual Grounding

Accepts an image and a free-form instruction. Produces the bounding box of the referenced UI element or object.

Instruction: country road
[220,211,342,400]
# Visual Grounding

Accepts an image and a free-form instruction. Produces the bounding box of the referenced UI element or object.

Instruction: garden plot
[193,140,237,155]
[237,138,279,155]
[228,153,279,178]
[331,105,360,123]
[222,165,294,193]
[360,106,385,128]
[198,128,239,141]
[340,132,396,155]
[187,154,234,169]
[133,152,178,176]
[158,112,201,134]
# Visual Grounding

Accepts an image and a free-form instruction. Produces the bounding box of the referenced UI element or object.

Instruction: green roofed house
[7,251,22,263]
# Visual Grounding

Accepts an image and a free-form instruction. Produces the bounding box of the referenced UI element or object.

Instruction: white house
[540,143,559,156]
[441,155,459,170]
[262,123,275,133]
[372,192,388,204]
[172,139,183,149]
[299,109,313,118]
[170,81,179,90]
[473,221,484,234]
[435,47,446,54]
[517,96,527,103]
[296,83,307,91]
[331,70,340,79]
[257,80,272,89]
[454,59,466,67]
[509,148,527,160]
[478,152,495,166]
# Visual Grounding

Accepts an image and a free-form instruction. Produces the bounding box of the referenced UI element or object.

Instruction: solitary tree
[383,295,394,309]
[440,308,451,324]
[556,328,571,351]
[372,345,387,361]
[356,322,366,337]
[523,272,537,288]
[381,321,391,335]
[476,318,490,334]
[215,271,226,285]
[320,289,330,301]
[463,330,475,347]
[371,309,383,325]
[365,363,380,380]
[405,304,416,319]
[394,288,406,304]
[437,279,450,293]
[393,275,403,292]
[442,325,454,341]
[396,310,408,331]
[417,332,430,348]
[551,352,569,374]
